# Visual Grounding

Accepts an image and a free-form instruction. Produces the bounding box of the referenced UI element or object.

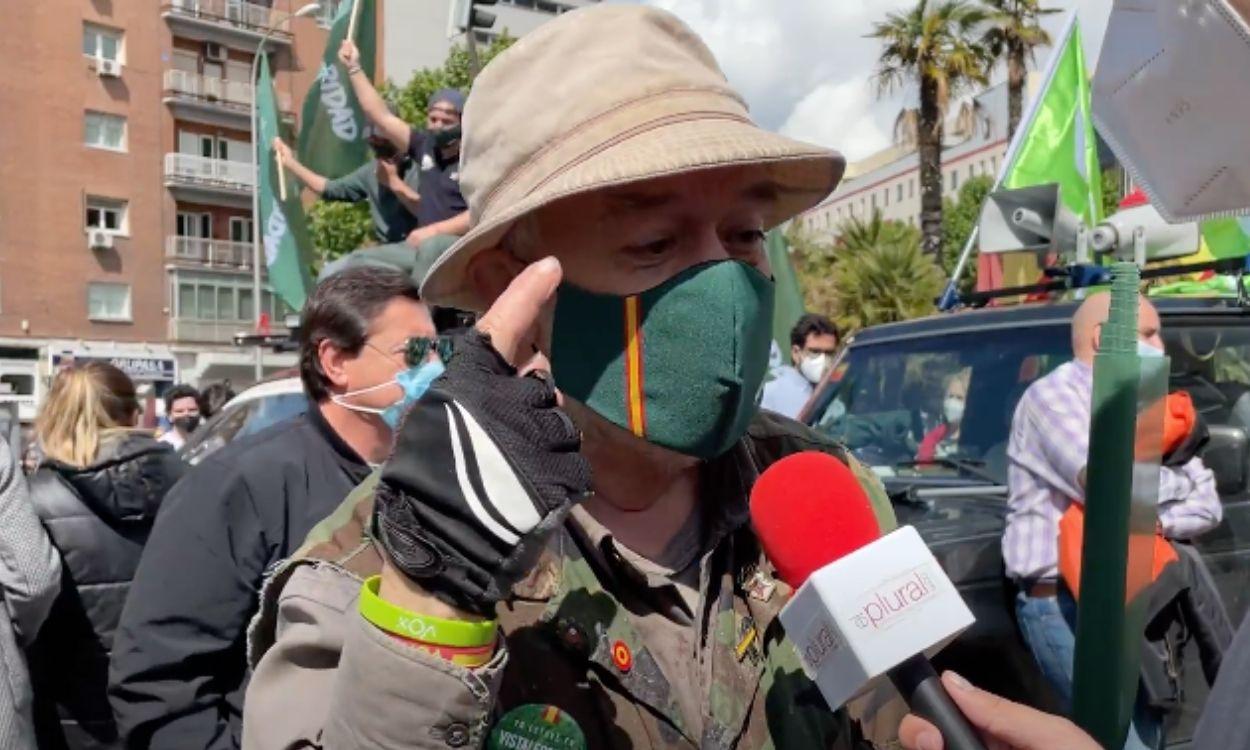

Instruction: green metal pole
[1072,263,1167,748]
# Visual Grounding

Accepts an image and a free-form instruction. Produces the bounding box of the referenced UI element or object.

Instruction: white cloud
[780,79,892,162]
[632,0,1114,159]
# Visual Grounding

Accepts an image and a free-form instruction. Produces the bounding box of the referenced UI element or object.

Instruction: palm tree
[830,212,945,334]
[870,0,989,258]
[980,0,1059,138]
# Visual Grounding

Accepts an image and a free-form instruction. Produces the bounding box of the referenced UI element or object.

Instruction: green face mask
[551,260,775,459]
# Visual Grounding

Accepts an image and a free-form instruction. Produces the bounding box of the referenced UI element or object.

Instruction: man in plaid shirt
[1003,293,1222,750]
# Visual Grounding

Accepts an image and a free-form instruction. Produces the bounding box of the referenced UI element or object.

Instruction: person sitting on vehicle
[200,380,235,420]
[760,313,839,418]
[315,39,471,288]
[274,124,423,247]
[916,369,969,462]
[1003,292,1223,750]
[159,383,202,450]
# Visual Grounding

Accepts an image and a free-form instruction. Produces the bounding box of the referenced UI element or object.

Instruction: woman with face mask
[917,370,970,463]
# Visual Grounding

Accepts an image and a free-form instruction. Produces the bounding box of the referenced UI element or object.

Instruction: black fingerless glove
[374,329,592,616]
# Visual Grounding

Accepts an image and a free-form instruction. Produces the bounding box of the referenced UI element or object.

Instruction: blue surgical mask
[331,359,446,430]
[1137,340,1166,359]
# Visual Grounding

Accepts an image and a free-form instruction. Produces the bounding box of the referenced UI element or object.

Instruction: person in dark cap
[312,40,470,287]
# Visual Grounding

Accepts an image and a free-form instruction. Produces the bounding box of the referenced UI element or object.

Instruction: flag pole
[347,0,362,42]
[937,11,1080,311]
[275,150,288,201]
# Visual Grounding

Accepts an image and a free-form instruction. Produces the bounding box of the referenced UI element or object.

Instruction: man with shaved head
[1003,293,1222,750]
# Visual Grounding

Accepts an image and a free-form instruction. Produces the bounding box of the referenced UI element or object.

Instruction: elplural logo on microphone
[850,564,941,632]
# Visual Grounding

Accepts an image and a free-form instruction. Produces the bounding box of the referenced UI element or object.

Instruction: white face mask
[943,396,965,425]
[1094,0,1250,221]
[799,353,831,385]
[1137,340,1166,359]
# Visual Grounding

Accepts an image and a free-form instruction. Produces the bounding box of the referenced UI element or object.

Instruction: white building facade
[795,78,1037,239]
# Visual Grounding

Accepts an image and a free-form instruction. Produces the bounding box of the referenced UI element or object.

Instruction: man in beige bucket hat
[243,5,895,748]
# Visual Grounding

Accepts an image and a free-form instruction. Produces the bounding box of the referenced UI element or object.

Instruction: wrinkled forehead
[551,167,783,220]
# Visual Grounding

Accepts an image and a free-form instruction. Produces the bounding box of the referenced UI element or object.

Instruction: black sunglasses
[404,336,455,367]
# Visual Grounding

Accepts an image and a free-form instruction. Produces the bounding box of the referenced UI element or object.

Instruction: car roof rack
[956,256,1250,309]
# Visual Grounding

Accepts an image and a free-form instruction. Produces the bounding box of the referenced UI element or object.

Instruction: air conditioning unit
[88,230,115,250]
[97,58,122,78]
[205,42,226,62]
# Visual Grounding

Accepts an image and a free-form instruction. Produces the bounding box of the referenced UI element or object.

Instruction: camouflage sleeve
[245,563,510,750]
[845,453,897,534]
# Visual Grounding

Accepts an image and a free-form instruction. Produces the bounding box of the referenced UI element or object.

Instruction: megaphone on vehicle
[978,183,1081,255]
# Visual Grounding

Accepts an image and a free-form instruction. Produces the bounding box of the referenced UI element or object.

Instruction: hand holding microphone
[749,452,986,750]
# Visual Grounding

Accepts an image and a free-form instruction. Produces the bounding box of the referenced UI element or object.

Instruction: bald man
[1003,294,1222,750]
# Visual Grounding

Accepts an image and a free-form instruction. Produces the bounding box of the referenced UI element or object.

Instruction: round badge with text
[487,704,586,750]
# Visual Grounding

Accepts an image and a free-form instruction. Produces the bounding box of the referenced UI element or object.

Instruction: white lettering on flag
[319,64,359,142]
[263,200,288,267]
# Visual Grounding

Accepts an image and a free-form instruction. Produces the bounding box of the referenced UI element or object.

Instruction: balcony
[166,236,254,269]
[164,153,254,206]
[162,0,291,47]
[163,70,292,127]
[169,318,289,344]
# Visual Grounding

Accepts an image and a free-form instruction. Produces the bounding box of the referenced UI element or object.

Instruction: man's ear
[791,344,803,365]
[318,339,351,392]
[467,246,525,311]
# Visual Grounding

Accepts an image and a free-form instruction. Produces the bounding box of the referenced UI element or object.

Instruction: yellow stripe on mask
[624,296,646,437]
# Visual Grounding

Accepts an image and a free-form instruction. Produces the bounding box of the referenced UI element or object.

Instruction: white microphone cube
[778,525,976,709]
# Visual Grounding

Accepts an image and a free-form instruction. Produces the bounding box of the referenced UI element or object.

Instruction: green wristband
[358,576,497,648]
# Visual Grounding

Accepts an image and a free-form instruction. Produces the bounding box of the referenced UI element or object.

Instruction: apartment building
[0,0,366,420]
[384,0,600,82]
[794,78,1040,240]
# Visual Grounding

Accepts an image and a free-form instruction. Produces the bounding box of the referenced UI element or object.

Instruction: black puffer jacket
[27,431,184,750]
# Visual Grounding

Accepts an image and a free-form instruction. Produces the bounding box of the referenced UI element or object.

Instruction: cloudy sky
[629,0,1112,162]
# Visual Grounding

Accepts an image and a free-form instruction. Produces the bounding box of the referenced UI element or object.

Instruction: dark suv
[801,297,1250,745]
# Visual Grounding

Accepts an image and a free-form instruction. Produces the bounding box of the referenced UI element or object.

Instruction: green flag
[258,55,314,311]
[1200,217,1250,259]
[767,229,805,354]
[298,0,377,178]
[1001,14,1103,224]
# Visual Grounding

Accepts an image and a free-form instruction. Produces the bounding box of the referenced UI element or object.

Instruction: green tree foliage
[790,213,945,335]
[870,0,989,257]
[308,201,373,264]
[831,212,946,333]
[939,174,993,294]
[381,35,516,127]
[1101,166,1125,219]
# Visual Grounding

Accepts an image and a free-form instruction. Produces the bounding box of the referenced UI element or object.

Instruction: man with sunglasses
[110,267,446,750]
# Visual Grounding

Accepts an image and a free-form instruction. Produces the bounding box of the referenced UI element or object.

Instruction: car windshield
[807,323,1074,484]
[181,390,308,466]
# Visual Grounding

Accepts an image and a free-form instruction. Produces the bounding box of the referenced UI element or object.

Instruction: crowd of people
[0,3,1242,749]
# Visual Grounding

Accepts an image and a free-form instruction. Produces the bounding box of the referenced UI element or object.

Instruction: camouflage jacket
[244,412,896,749]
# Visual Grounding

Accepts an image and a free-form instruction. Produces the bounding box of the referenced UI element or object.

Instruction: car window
[181,391,307,466]
[809,324,1073,483]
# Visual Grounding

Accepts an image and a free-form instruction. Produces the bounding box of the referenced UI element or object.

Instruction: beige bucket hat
[420,4,846,311]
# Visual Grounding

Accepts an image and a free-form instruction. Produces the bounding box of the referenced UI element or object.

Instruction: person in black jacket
[27,361,185,749]
[109,266,443,749]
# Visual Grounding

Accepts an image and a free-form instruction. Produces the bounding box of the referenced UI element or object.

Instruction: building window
[85,197,127,234]
[84,111,126,151]
[871,194,877,210]
[229,217,254,243]
[991,155,998,174]
[897,184,903,202]
[950,170,959,191]
[177,212,212,238]
[316,0,349,28]
[87,282,132,322]
[82,23,122,63]
[909,179,915,198]
[884,188,889,207]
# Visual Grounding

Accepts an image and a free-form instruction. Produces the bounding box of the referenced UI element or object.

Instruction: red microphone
[750,452,985,750]
[749,451,881,588]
